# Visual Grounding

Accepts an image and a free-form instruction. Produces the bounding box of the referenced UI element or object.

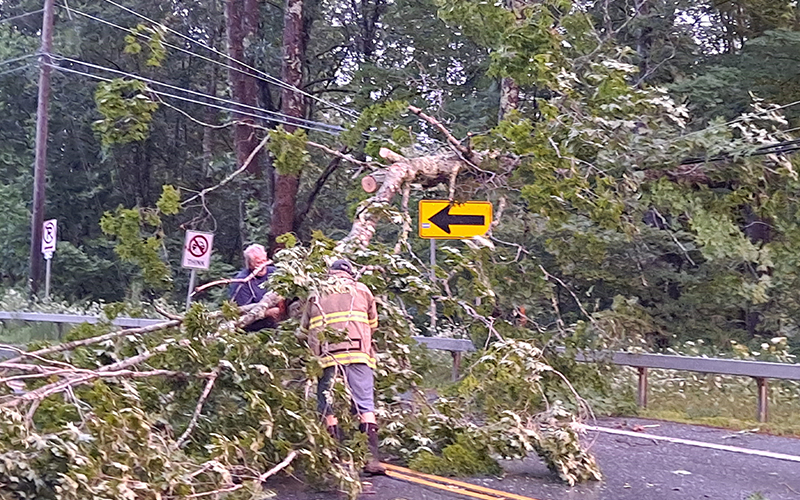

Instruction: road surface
[269,417,800,500]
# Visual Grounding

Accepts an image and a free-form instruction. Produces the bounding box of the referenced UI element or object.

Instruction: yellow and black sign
[418,200,492,239]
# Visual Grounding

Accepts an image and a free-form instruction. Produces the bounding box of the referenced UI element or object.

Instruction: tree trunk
[271,0,306,248]
[498,0,525,121]
[226,0,262,176]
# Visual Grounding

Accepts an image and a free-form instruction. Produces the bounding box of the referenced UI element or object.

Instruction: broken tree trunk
[336,148,467,252]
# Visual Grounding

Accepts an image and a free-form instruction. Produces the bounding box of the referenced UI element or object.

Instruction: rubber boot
[360,423,386,475]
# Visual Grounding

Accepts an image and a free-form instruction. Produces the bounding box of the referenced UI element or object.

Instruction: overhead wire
[44,62,343,137]
[95,0,361,119]
[59,3,452,151]
[0,64,31,77]
[0,54,38,67]
[0,9,44,23]
[50,54,345,134]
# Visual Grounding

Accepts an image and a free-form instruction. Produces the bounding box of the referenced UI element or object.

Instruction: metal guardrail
[0,311,162,328]
[571,349,800,423]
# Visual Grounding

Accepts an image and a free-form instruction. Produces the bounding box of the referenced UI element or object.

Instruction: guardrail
[3,311,797,421]
[0,311,162,328]
[570,350,800,422]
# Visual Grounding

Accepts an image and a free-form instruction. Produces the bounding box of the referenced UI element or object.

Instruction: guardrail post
[755,377,768,423]
[451,351,462,382]
[637,367,648,408]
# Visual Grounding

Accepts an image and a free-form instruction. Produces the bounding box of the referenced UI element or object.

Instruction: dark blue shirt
[228,265,278,331]
[228,265,276,306]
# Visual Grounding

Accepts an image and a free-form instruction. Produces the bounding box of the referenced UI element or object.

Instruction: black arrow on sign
[429,205,485,234]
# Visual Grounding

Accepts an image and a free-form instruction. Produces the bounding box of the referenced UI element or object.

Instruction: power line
[0,9,44,23]
[50,55,346,134]
[45,62,342,136]
[60,3,447,150]
[95,0,361,119]
[0,64,31,77]
[62,6,291,108]
[681,138,800,165]
[0,54,38,67]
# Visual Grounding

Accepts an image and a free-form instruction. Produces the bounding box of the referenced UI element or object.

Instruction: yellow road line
[385,470,508,500]
[382,463,541,500]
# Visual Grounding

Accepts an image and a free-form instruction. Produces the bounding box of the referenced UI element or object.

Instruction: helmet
[330,259,354,276]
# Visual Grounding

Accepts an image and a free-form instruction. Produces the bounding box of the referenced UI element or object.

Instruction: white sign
[181,231,214,270]
[42,219,57,259]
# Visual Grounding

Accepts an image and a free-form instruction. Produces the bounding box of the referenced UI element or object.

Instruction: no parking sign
[181,231,214,270]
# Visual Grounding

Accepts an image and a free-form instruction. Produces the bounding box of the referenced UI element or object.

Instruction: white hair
[243,244,266,267]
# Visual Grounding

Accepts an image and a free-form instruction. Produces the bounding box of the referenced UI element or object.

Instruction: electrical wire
[0,9,44,23]
[50,54,345,134]
[60,3,449,150]
[0,54,38,67]
[681,138,800,165]
[45,62,342,137]
[96,0,360,119]
[61,6,298,109]
[0,64,31,77]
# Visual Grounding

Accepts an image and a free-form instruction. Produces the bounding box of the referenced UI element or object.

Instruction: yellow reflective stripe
[309,311,371,329]
[368,318,378,328]
[319,352,376,369]
[309,310,369,323]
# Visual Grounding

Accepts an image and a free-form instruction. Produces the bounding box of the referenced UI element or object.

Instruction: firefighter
[300,259,386,475]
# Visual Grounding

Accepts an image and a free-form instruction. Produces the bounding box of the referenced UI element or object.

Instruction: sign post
[41,219,57,299]
[181,231,214,310]
[419,200,493,335]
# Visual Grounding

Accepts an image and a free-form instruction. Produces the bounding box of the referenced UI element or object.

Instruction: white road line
[580,424,800,463]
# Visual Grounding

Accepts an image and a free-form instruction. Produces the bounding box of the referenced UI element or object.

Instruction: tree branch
[295,152,344,228]
[176,367,221,448]
[259,450,298,482]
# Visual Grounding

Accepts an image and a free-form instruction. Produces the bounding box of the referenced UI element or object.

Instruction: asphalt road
[268,417,800,500]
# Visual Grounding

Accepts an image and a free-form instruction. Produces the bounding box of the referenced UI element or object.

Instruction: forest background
[2,0,800,359]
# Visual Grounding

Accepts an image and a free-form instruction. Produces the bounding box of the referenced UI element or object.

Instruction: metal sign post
[181,230,214,310]
[430,238,437,333]
[41,219,57,300]
[419,200,493,334]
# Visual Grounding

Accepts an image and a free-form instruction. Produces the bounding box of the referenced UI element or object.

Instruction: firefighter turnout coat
[301,270,379,369]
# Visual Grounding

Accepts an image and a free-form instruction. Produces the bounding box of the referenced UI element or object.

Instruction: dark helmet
[330,259,354,277]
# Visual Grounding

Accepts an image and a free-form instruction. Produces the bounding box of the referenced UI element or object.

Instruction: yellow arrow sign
[419,200,493,239]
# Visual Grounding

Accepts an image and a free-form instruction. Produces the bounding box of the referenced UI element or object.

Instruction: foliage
[99,186,183,290]
[123,24,167,67]
[268,127,310,176]
[92,79,159,149]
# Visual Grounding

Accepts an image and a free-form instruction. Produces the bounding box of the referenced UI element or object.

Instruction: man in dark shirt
[228,244,283,331]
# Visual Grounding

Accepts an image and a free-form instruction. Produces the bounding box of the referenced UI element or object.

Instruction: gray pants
[317,363,375,416]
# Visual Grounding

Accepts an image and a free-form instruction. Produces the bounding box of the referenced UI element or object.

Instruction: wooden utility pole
[29,0,56,296]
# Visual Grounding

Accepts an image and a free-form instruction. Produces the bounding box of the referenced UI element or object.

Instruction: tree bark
[336,148,467,252]
[271,0,307,249]
[498,0,525,121]
[226,0,262,176]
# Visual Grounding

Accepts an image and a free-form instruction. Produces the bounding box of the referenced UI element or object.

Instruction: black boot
[359,423,386,475]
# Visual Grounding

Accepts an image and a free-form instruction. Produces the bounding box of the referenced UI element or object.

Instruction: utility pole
[29,0,56,296]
